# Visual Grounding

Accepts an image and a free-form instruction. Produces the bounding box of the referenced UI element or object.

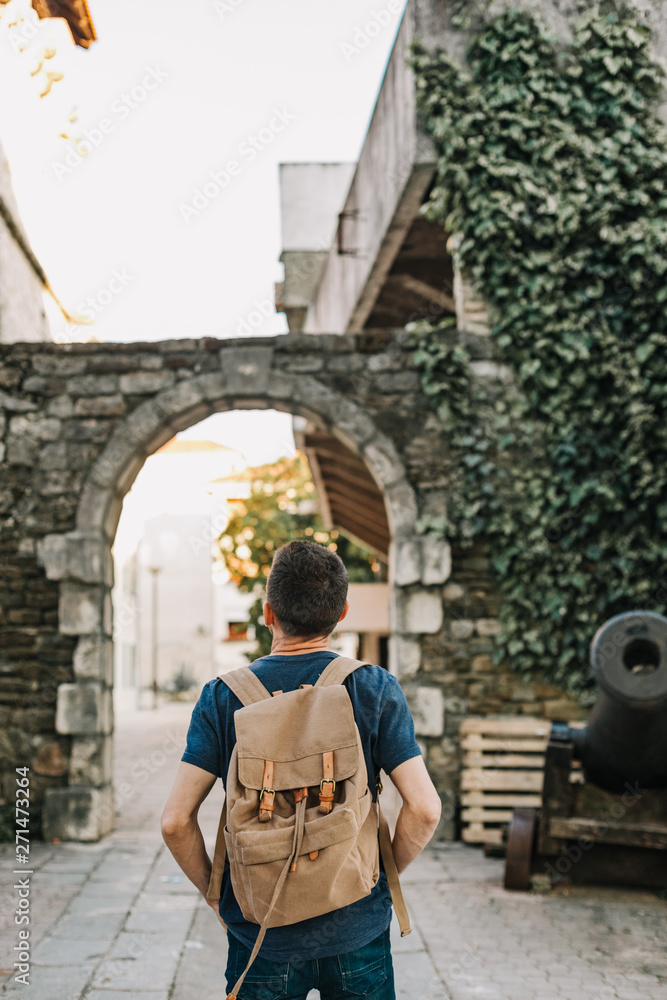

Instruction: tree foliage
[216,452,382,656]
[410,8,667,694]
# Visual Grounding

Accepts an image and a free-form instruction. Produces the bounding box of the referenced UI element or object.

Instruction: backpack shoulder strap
[378,799,412,937]
[218,666,272,706]
[314,655,373,688]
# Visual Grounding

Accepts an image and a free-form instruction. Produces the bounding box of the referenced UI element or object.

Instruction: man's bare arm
[387,755,442,874]
[161,761,225,926]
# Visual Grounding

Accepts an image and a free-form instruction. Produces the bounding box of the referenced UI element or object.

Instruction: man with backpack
[162,539,442,999]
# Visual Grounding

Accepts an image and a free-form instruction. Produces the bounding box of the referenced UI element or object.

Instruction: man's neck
[269,635,332,656]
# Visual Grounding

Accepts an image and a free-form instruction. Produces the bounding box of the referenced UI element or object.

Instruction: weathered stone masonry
[0,329,584,841]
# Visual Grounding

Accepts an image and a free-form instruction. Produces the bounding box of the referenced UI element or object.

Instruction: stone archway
[4,332,451,840]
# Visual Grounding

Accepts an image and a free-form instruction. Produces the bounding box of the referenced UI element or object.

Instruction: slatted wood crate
[460,717,583,845]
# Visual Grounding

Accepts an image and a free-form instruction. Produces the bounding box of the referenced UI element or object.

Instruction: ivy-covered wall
[409,5,667,704]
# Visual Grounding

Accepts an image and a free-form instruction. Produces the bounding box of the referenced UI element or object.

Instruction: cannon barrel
[569,610,667,794]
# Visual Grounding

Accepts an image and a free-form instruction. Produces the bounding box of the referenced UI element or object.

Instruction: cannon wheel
[504,808,537,891]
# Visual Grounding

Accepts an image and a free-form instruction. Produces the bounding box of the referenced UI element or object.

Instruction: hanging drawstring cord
[227,796,308,1000]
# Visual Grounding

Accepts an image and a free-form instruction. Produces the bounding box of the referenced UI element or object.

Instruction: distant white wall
[344,583,390,633]
[279,163,356,252]
[0,139,49,343]
[213,580,255,674]
[135,513,216,692]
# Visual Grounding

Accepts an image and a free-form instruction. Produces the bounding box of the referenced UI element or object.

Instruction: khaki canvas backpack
[206,655,411,1000]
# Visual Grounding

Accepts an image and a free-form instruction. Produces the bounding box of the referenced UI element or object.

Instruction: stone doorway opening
[111,406,390,710]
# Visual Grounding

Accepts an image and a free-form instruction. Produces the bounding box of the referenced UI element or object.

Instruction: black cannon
[573,610,667,794]
[504,611,667,890]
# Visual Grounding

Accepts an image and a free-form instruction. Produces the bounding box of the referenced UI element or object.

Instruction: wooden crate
[460,717,583,845]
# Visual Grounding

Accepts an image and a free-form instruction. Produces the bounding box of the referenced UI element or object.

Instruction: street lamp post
[149,566,161,709]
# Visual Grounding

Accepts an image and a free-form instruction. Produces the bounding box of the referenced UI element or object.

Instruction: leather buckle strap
[259,786,275,819]
[259,760,275,822]
[320,750,336,813]
[318,750,336,814]
[318,779,335,813]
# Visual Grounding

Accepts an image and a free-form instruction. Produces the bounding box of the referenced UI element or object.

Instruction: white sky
[0,0,407,343]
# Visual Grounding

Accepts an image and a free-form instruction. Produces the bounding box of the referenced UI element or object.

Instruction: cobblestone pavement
[1,697,666,1000]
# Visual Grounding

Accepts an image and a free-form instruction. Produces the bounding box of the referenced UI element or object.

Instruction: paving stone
[33,870,90,886]
[32,936,112,965]
[91,940,181,991]
[48,911,128,941]
[74,877,143,897]
[393,950,445,1000]
[170,901,226,1000]
[124,905,193,936]
[0,963,95,998]
[103,929,185,961]
[389,912,427,954]
[87,867,147,886]
[130,891,199,912]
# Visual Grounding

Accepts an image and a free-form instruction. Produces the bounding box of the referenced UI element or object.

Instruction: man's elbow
[418,790,442,835]
[160,808,193,843]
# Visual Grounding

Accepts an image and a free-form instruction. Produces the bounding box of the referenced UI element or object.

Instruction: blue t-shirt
[181,650,421,961]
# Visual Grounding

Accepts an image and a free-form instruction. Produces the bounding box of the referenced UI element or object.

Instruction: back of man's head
[266,539,348,639]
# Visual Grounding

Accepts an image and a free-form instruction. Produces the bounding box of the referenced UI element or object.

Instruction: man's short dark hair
[266,539,348,638]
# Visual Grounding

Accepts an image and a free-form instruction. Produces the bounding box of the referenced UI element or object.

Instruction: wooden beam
[310,445,371,472]
[462,827,504,845]
[463,752,546,770]
[329,511,390,553]
[326,491,389,534]
[460,718,553,738]
[462,808,515,823]
[303,435,368,464]
[305,446,369,476]
[392,274,456,312]
[332,522,388,562]
[549,817,667,850]
[317,468,384,503]
[461,770,544,793]
[461,792,543,808]
[330,516,390,555]
[347,163,436,332]
[462,736,549,753]
[301,449,333,531]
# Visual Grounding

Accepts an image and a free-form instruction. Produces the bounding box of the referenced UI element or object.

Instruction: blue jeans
[225,926,395,1000]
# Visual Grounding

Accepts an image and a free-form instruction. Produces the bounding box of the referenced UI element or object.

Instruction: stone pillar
[389,534,455,837]
[36,532,115,840]
[449,233,491,338]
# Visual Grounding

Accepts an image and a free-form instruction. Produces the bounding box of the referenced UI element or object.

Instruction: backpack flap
[234,684,359,794]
